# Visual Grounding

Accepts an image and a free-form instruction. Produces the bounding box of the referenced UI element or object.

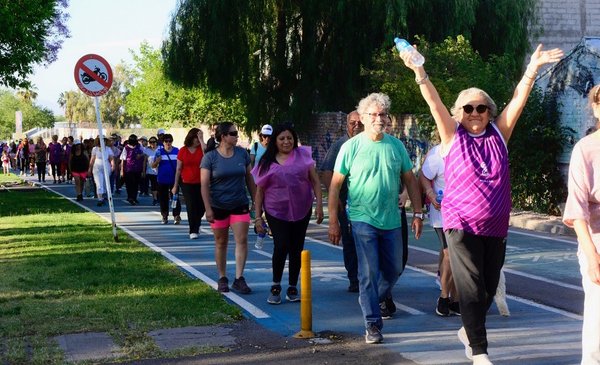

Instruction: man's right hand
[328,220,341,245]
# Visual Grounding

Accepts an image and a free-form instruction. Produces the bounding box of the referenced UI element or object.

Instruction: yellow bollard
[294,249,315,338]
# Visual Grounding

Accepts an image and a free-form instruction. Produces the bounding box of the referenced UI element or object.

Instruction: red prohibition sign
[74,54,113,97]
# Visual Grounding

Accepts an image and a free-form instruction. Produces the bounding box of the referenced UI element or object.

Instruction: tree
[57,90,93,125]
[162,0,537,130]
[0,0,70,88]
[0,90,55,139]
[126,43,245,129]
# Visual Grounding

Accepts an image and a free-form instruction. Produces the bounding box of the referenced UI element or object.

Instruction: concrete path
[22,177,582,364]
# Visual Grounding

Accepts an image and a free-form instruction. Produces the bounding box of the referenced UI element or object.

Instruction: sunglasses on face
[462,104,488,114]
[164,140,173,143]
[227,131,238,137]
[149,140,157,143]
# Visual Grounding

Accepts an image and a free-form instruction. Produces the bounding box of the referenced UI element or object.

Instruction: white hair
[356,93,391,114]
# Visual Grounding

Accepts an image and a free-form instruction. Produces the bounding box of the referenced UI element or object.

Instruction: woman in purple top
[401,44,563,364]
[47,135,63,183]
[563,84,600,365]
[252,124,323,304]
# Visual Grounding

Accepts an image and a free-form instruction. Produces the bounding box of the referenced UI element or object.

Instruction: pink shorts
[72,171,88,179]
[210,213,250,229]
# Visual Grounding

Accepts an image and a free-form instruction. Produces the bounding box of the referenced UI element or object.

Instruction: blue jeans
[351,221,403,330]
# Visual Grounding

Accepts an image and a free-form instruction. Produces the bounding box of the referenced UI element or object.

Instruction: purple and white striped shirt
[442,122,511,237]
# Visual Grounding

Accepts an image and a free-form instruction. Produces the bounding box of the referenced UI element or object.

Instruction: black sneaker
[385,295,397,314]
[449,301,461,316]
[174,216,181,225]
[379,300,393,320]
[161,217,168,224]
[267,285,282,304]
[286,286,300,302]
[436,297,450,317]
[217,277,229,293]
[232,276,251,294]
[365,324,383,344]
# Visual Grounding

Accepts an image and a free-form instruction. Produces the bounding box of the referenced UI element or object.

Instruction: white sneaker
[472,353,493,364]
[189,233,199,239]
[458,327,472,360]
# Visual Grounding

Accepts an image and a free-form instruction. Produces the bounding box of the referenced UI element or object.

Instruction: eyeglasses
[149,140,157,143]
[164,140,173,143]
[462,104,488,114]
[227,131,239,137]
[363,112,389,120]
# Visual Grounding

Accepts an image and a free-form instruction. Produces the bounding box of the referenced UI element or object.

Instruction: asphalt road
[31,178,582,365]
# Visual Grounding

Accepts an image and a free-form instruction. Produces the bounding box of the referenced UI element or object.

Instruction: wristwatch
[413,212,424,220]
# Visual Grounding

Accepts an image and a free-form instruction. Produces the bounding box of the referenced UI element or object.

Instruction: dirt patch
[126,319,415,365]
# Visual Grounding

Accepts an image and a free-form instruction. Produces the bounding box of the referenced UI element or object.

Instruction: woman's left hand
[529,44,564,69]
[315,204,324,224]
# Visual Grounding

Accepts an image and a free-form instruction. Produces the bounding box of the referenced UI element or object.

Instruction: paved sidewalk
[9,176,581,364]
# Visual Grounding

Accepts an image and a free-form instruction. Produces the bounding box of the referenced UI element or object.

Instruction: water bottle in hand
[255,222,267,249]
[394,37,424,67]
[171,192,178,209]
[436,190,443,204]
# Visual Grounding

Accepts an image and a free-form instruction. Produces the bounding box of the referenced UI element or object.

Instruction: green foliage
[508,89,568,215]
[0,0,70,88]
[0,90,55,140]
[126,43,246,129]
[162,0,536,130]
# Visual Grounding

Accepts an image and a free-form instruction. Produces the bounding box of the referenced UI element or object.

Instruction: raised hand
[529,44,564,69]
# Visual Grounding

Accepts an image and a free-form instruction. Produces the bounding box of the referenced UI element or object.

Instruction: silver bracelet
[415,73,429,85]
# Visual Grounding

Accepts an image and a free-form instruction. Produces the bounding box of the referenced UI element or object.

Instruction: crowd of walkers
[7,41,600,365]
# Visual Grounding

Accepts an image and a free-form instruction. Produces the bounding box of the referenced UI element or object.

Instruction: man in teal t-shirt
[328,92,423,345]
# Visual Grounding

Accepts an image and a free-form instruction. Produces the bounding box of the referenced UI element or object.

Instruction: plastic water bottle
[255,222,267,249]
[394,37,424,67]
[436,190,443,204]
[171,193,178,209]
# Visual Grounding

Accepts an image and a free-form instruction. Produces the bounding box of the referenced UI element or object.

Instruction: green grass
[0,181,241,364]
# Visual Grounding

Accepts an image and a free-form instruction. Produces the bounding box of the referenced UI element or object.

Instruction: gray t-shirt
[201,146,251,209]
[321,135,349,203]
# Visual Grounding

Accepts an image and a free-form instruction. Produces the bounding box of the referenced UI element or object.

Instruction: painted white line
[409,245,583,292]
[508,228,577,245]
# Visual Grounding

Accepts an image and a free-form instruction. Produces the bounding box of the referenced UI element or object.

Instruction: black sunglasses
[164,139,173,143]
[462,104,488,114]
[227,131,239,137]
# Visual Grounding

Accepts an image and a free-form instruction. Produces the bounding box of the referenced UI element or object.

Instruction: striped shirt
[442,122,511,237]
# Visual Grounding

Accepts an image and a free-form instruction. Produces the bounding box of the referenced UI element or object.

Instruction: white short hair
[357,93,391,114]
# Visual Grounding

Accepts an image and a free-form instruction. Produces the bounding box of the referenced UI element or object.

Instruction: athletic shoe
[232,276,251,294]
[472,354,493,365]
[365,324,383,344]
[128,199,135,206]
[449,301,461,316]
[217,276,229,293]
[384,295,397,315]
[286,286,300,302]
[436,297,450,316]
[161,217,168,224]
[348,281,359,293]
[267,285,282,304]
[152,199,158,206]
[458,327,472,360]
[189,233,199,239]
[174,216,181,225]
[379,300,393,319]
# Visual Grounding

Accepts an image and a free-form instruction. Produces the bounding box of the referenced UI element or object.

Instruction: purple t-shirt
[48,142,62,164]
[442,122,511,237]
[251,146,315,222]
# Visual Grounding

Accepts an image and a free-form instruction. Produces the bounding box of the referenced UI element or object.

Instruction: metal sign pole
[94,96,118,242]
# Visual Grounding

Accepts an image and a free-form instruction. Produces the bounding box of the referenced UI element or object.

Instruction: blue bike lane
[36,179,583,365]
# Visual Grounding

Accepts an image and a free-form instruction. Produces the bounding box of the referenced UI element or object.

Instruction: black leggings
[50,162,60,180]
[181,183,205,234]
[157,182,181,218]
[124,171,141,201]
[36,162,46,181]
[265,209,311,286]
